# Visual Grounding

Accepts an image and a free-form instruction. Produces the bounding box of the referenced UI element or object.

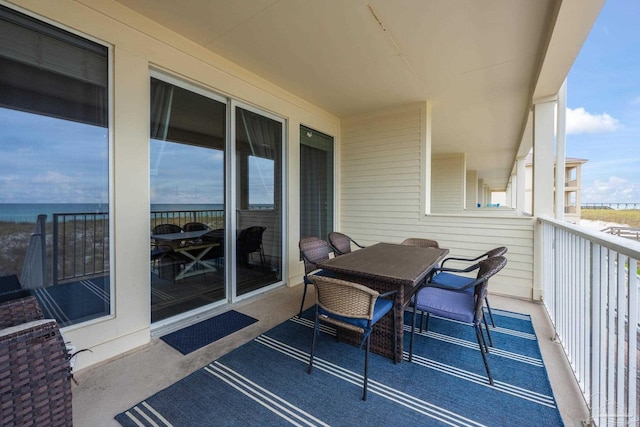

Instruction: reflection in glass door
[234,106,283,296]
[300,126,334,239]
[149,76,226,323]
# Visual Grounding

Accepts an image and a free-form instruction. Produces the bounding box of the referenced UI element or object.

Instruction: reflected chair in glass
[201,228,225,268]
[151,224,185,281]
[408,256,508,385]
[430,246,507,327]
[183,222,210,232]
[328,231,365,256]
[237,226,267,270]
[308,275,397,400]
[298,237,333,317]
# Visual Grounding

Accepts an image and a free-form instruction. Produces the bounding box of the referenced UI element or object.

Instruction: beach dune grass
[581,209,640,228]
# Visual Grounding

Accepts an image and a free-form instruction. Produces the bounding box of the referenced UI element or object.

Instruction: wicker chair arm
[378,289,398,299]
[0,317,72,426]
[0,295,44,329]
[432,262,481,275]
[440,254,483,268]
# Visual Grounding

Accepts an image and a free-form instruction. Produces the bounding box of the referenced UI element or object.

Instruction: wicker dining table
[317,242,448,362]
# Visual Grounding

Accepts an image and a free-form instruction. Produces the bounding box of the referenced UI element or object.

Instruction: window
[248,155,275,209]
[0,5,110,327]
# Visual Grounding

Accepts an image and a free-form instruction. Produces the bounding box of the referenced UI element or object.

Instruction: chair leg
[485,297,496,327]
[298,282,308,318]
[409,302,418,362]
[474,324,494,385]
[308,313,319,374]
[363,336,370,400]
[482,313,493,348]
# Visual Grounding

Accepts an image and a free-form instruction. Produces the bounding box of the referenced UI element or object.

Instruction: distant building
[525,154,588,224]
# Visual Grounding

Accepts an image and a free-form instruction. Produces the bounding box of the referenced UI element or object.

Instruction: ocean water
[0,203,226,223]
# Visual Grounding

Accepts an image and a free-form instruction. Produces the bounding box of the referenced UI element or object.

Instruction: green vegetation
[581,209,640,228]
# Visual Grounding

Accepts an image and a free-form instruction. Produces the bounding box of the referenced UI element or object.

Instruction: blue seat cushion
[305,269,335,285]
[430,272,474,292]
[319,297,393,330]
[415,286,475,324]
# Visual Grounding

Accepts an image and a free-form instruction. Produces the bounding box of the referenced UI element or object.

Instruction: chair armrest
[0,295,44,328]
[440,254,483,268]
[0,318,72,426]
[378,289,398,299]
[432,262,480,275]
[352,240,366,249]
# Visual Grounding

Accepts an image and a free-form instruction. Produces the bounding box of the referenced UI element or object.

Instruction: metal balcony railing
[53,212,110,284]
[49,209,225,284]
[539,217,639,426]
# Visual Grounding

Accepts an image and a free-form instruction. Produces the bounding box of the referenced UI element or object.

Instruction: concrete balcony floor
[73,285,589,427]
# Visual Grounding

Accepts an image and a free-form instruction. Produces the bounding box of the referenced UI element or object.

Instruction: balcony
[73,286,593,426]
[65,217,638,426]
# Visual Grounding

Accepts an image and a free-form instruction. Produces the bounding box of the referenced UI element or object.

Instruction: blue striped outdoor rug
[116,308,563,426]
[34,277,110,327]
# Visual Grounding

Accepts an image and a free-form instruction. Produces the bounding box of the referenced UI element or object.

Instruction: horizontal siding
[466,170,478,210]
[339,104,534,299]
[432,154,465,213]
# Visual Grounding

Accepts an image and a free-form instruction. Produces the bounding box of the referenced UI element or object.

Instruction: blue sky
[566,0,640,203]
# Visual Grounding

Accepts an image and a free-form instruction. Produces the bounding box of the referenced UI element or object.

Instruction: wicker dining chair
[328,231,365,256]
[298,237,334,317]
[308,275,397,400]
[401,237,440,248]
[430,246,507,327]
[409,256,507,385]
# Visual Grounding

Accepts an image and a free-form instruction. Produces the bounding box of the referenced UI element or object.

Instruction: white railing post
[538,217,640,425]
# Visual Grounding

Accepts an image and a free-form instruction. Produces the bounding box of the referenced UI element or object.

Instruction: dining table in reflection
[152,230,221,280]
[317,242,449,362]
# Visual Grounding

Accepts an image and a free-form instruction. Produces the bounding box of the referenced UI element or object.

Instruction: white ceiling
[115,0,603,189]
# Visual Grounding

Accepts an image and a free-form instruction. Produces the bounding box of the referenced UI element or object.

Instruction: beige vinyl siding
[431,154,466,213]
[339,104,534,299]
[466,170,478,210]
[340,105,423,224]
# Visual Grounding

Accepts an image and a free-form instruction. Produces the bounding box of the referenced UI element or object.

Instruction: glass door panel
[234,106,283,295]
[300,126,334,239]
[149,77,226,323]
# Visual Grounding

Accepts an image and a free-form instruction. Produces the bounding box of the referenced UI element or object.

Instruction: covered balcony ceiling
[115,0,603,189]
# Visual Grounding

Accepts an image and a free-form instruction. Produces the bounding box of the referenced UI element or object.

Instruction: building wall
[340,104,535,299]
[7,0,340,370]
[431,154,466,213]
[466,170,479,210]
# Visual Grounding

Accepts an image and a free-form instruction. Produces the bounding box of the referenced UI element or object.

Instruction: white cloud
[566,107,619,134]
[581,176,640,203]
[30,171,74,185]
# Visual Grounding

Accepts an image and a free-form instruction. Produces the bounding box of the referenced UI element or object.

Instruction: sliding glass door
[149,76,226,323]
[234,105,283,296]
[149,76,284,323]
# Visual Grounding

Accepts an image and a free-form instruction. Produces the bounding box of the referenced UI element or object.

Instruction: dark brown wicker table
[318,242,448,362]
